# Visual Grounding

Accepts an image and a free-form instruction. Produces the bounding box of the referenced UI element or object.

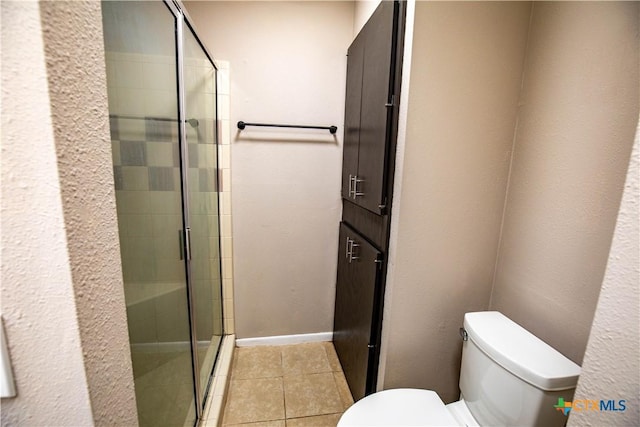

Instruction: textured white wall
[1,1,137,425]
[568,124,639,425]
[38,2,138,424]
[490,1,639,365]
[0,1,94,425]
[184,1,354,339]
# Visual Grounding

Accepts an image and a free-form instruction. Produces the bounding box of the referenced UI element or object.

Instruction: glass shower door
[102,1,197,426]
[182,20,224,407]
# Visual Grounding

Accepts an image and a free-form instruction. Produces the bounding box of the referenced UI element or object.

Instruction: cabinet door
[341,1,397,214]
[356,0,396,213]
[333,222,382,401]
[341,33,364,199]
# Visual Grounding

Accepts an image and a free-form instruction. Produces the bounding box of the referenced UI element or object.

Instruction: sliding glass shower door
[182,20,224,405]
[102,1,223,425]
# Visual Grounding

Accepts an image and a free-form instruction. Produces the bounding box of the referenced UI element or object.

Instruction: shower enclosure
[101,1,223,425]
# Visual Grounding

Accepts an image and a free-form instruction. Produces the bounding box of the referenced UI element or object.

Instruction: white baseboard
[235,332,333,347]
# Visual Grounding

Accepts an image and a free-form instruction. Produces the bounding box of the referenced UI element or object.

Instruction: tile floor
[221,342,354,426]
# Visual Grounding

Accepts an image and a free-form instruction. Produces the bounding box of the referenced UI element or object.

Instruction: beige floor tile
[282,343,332,375]
[226,421,286,427]
[286,413,342,427]
[332,371,354,410]
[283,373,343,419]
[232,346,283,379]
[321,342,342,372]
[223,378,285,425]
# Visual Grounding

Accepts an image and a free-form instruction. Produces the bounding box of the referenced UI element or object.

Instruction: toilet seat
[337,389,461,426]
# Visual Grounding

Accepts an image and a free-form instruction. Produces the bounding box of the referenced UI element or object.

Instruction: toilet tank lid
[464,311,581,391]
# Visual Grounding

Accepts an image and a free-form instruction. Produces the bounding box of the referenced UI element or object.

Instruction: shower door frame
[164,0,223,420]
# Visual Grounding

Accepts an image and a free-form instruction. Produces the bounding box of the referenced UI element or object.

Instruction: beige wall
[490,1,639,365]
[568,124,639,426]
[380,0,639,402]
[1,1,136,425]
[1,1,94,424]
[380,1,532,402]
[353,0,380,38]
[184,2,354,339]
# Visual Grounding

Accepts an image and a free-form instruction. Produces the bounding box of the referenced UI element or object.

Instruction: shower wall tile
[145,119,174,143]
[146,142,178,167]
[127,214,153,237]
[118,117,146,140]
[219,145,231,169]
[217,69,230,96]
[220,120,230,145]
[118,59,145,89]
[152,235,180,260]
[145,90,176,118]
[113,166,124,190]
[215,61,234,336]
[121,166,150,191]
[188,143,199,167]
[152,214,181,238]
[143,61,176,91]
[149,192,181,214]
[219,191,229,214]
[222,170,231,195]
[223,258,233,280]
[221,237,233,259]
[221,215,232,237]
[155,259,185,283]
[111,141,121,166]
[217,94,230,122]
[117,87,147,116]
[198,143,216,167]
[109,116,120,140]
[199,168,217,192]
[148,166,175,191]
[116,191,151,214]
[120,140,147,166]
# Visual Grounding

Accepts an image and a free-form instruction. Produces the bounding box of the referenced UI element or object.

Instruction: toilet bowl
[338,389,461,426]
[337,311,581,427]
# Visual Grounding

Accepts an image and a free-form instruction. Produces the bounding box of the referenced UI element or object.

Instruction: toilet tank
[459,312,581,427]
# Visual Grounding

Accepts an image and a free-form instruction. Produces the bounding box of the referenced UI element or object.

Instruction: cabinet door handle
[346,237,360,263]
[346,236,352,259]
[348,174,355,198]
[353,176,364,198]
[349,241,360,262]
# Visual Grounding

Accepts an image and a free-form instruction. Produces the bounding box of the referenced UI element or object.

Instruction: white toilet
[338,311,581,427]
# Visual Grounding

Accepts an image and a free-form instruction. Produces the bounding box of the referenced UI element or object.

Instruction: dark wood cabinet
[333,0,406,401]
[341,1,397,214]
[333,222,382,402]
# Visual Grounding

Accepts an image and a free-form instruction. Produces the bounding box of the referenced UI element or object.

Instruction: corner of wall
[377,0,416,391]
[38,1,138,424]
[567,120,640,426]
